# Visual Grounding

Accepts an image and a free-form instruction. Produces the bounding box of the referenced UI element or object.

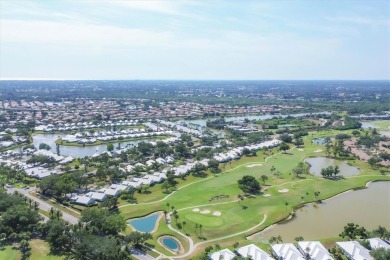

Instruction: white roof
[367,238,390,250]
[104,188,120,196]
[336,241,372,260]
[75,195,95,205]
[209,249,236,260]
[85,192,106,201]
[271,243,304,260]
[298,241,333,260]
[236,244,274,260]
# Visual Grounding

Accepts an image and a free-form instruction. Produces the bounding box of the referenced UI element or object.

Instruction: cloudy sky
[0,0,389,80]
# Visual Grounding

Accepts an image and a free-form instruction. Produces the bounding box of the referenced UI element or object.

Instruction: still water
[252,181,390,242]
[32,134,158,158]
[305,157,360,177]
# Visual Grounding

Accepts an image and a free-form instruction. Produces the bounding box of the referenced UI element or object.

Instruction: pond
[161,236,180,251]
[128,212,161,233]
[305,157,360,177]
[32,134,159,158]
[251,181,390,242]
[312,138,332,145]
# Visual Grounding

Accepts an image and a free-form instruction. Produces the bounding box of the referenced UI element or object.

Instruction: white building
[236,244,274,260]
[336,241,372,260]
[367,238,390,250]
[297,241,333,260]
[209,249,236,260]
[271,243,305,260]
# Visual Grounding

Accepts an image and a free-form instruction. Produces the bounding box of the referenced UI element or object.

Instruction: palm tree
[182,221,186,233]
[56,209,62,220]
[314,191,320,200]
[166,202,170,211]
[49,207,55,219]
[261,175,268,185]
[194,224,198,235]
[270,166,276,175]
[284,202,289,212]
[199,224,203,237]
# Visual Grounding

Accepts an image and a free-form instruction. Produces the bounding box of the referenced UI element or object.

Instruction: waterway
[251,181,390,242]
[32,134,159,158]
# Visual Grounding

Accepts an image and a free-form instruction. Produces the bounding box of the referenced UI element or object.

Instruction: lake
[32,134,159,158]
[251,181,390,242]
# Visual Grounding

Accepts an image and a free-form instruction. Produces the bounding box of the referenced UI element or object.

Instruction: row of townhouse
[213,139,282,162]
[210,238,390,260]
[35,119,141,132]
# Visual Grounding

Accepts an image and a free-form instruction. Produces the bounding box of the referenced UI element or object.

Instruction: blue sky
[0,0,389,80]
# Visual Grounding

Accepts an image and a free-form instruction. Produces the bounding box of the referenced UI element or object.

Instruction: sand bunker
[263,194,272,197]
[192,208,200,212]
[278,189,289,193]
[314,149,323,153]
[246,164,263,168]
[212,211,221,216]
[298,149,304,151]
[200,209,211,214]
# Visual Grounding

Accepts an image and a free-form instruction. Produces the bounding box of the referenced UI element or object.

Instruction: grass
[0,246,21,260]
[30,192,81,218]
[118,129,390,257]
[29,239,63,260]
[369,120,390,131]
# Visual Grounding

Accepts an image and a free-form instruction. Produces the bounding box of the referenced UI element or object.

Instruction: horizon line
[0,78,389,81]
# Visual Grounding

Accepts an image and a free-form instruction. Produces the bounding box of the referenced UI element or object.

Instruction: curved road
[6,187,79,225]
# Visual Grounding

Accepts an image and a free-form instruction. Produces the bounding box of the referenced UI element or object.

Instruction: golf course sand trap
[192,208,200,212]
[298,149,304,151]
[212,211,221,216]
[315,149,323,153]
[278,189,289,193]
[200,209,210,214]
[263,194,272,197]
[246,164,262,168]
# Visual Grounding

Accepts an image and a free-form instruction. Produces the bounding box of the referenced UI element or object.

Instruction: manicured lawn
[30,239,63,260]
[370,120,390,131]
[0,246,21,260]
[119,129,390,257]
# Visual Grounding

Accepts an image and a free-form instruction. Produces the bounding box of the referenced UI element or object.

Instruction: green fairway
[119,129,390,257]
[184,213,225,228]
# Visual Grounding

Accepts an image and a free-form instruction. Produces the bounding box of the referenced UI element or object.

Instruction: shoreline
[246,179,390,241]
[55,135,169,147]
[128,211,164,233]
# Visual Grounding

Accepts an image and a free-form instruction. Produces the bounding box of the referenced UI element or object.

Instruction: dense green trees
[238,175,261,194]
[339,223,368,240]
[124,231,152,248]
[80,208,126,235]
[292,162,307,177]
[370,248,390,260]
[320,166,340,178]
[38,174,77,198]
[38,143,51,150]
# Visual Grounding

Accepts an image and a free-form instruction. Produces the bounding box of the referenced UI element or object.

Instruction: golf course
[119,129,390,258]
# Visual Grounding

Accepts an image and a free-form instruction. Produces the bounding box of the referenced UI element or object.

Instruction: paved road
[6,187,79,225]
[130,248,156,260]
